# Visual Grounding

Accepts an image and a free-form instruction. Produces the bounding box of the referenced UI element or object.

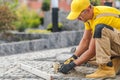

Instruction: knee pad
[93,24,113,38]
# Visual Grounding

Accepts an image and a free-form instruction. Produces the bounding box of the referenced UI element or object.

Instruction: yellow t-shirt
[85,6,120,34]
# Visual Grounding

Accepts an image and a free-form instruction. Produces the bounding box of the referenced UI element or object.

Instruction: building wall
[58,0,71,11]
[19,0,118,12]
[18,0,72,17]
[19,0,71,12]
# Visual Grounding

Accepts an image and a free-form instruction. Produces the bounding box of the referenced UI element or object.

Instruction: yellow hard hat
[67,0,90,20]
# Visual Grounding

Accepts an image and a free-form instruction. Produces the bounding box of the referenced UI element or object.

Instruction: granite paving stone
[0,46,119,80]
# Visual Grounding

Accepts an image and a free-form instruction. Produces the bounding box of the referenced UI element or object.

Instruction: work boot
[112,57,120,74]
[64,55,77,64]
[86,62,116,79]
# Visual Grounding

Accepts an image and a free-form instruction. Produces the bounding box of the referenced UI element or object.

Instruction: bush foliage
[0,5,16,32]
[41,0,50,11]
[90,0,100,6]
[14,4,41,32]
[47,22,63,32]
[26,29,51,34]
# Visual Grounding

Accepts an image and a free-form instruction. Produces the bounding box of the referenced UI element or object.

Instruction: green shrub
[41,0,50,11]
[26,29,51,34]
[90,0,100,6]
[47,22,63,32]
[14,4,41,32]
[0,5,16,32]
[6,0,19,12]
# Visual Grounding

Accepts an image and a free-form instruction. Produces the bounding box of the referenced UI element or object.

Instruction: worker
[59,0,120,79]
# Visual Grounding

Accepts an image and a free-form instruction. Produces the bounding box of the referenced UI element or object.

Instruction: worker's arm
[74,37,96,65]
[74,30,92,57]
[59,31,95,74]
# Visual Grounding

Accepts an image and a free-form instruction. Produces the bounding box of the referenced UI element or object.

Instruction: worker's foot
[86,62,116,79]
[112,57,120,75]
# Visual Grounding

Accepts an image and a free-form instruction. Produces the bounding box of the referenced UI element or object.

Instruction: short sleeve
[85,22,91,30]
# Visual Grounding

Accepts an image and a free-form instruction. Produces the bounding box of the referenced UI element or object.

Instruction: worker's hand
[59,62,76,74]
[64,55,77,64]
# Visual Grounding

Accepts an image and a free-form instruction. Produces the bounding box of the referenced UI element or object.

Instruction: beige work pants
[95,28,120,64]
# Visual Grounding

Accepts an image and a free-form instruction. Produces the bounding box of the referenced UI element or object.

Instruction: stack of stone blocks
[0,31,83,56]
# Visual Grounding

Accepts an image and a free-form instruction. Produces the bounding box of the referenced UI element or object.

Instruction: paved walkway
[0,46,119,80]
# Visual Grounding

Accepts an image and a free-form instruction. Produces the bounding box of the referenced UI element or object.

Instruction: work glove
[59,61,76,74]
[64,55,77,64]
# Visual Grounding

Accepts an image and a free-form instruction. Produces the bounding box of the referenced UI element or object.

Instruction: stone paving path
[0,47,119,80]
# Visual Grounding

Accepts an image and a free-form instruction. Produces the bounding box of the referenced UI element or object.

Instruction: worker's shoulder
[94,6,120,13]
[95,6,115,9]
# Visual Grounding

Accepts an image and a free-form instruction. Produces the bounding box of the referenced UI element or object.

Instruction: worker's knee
[93,24,113,38]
